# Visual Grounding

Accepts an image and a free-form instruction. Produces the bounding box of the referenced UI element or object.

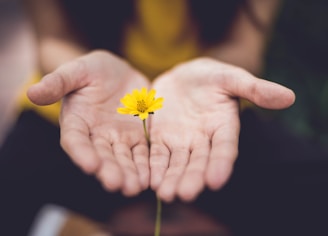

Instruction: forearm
[23,0,88,74]
[38,38,87,74]
[205,0,282,75]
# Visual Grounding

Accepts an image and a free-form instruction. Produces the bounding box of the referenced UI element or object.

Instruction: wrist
[38,37,87,74]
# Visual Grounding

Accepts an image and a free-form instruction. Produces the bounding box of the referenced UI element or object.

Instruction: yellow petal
[148,97,164,111]
[146,89,156,105]
[117,107,131,114]
[121,96,137,109]
[141,87,148,98]
[117,87,163,117]
[132,89,141,100]
[128,110,140,115]
[139,112,149,120]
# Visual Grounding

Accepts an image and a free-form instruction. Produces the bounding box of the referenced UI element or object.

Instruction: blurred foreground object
[28,205,110,236]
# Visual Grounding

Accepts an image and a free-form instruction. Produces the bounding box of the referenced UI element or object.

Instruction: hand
[27,50,150,196]
[149,58,295,202]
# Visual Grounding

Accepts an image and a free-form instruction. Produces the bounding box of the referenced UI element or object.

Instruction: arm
[150,58,295,202]
[23,0,87,74]
[24,1,151,196]
[205,0,282,75]
[149,1,294,202]
[27,50,151,196]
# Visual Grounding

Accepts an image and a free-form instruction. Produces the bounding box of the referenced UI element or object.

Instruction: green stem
[154,195,162,236]
[142,119,150,146]
[142,119,161,236]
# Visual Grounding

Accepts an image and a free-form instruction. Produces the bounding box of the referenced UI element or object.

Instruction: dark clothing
[1,110,327,236]
[59,0,245,54]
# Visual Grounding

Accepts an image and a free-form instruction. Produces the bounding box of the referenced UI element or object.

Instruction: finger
[156,148,190,202]
[150,143,170,190]
[217,68,295,109]
[177,140,210,202]
[60,114,101,174]
[132,143,150,190]
[112,143,142,197]
[93,139,124,192]
[205,119,240,191]
[27,59,89,105]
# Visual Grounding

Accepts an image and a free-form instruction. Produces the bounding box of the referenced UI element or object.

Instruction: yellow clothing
[17,73,61,125]
[19,0,202,124]
[123,0,200,79]
[18,0,251,123]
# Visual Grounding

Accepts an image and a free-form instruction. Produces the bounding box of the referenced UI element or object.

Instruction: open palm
[149,58,295,202]
[28,51,150,196]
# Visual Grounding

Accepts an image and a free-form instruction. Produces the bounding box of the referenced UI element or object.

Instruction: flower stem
[142,119,150,146]
[154,195,162,236]
[142,119,162,236]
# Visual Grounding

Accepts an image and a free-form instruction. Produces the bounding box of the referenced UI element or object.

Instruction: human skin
[28,51,151,197]
[25,0,292,201]
[27,51,295,200]
[149,58,295,202]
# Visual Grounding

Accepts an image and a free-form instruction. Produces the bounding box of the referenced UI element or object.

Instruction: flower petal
[148,97,164,112]
[139,112,149,120]
[117,107,131,114]
[117,87,163,118]
[121,96,137,109]
[145,89,156,105]
[132,89,141,100]
[141,87,148,98]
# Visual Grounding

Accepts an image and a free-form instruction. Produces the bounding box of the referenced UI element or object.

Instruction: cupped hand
[27,50,150,196]
[149,57,295,202]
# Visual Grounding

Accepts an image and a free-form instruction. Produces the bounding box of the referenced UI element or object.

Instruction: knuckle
[70,59,88,82]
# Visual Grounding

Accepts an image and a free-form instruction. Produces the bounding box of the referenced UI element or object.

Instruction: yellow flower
[117,87,164,120]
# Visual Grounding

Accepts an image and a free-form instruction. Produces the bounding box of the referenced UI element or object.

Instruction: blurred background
[0,0,36,146]
[264,0,328,149]
[0,0,327,235]
[1,0,327,149]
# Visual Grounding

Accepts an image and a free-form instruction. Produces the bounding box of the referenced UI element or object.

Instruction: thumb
[220,68,295,109]
[27,60,88,105]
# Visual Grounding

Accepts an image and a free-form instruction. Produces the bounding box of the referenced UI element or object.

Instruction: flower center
[137,100,147,113]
